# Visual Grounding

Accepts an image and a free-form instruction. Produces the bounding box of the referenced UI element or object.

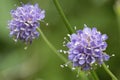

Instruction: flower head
[8,4,45,44]
[66,25,110,70]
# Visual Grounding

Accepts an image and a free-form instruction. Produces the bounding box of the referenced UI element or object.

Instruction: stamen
[67,34,70,37]
[58,49,63,53]
[64,37,69,42]
[74,26,77,30]
[24,46,28,50]
[95,64,97,66]
[84,24,87,27]
[46,23,49,26]
[13,38,17,42]
[72,67,76,70]
[65,64,68,67]
[111,54,115,57]
[63,50,67,54]
[14,4,17,7]
[106,65,109,68]
[41,20,48,26]
[60,64,64,68]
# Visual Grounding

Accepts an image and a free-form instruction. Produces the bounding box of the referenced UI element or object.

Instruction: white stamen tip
[67,34,70,37]
[24,46,28,50]
[63,45,66,46]
[59,50,63,53]
[64,37,66,40]
[95,64,97,66]
[60,65,64,68]
[65,64,68,67]
[107,65,109,68]
[76,74,79,78]
[63,51,67,54]
[20,2,23,4]
[112,54,115,57]
[63,41,66,44]
[13,39,17,42]
[72,67,75,70]
[14,4,17,6]
[46,23,49,26]
[74,26,77,30]
[84,24,87,27]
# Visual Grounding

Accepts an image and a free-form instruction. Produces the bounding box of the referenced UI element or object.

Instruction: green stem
[37,28,67,62]
[102,63,118,80]
[53,0,74,34]
[91,71,99,80]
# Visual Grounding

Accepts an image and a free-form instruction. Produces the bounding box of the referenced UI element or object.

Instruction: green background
[0,0,120,80]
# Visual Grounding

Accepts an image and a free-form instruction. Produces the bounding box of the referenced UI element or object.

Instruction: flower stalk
[102,63,118,80]
[37,28,67,62]
[53,0,74,34]
[91,71,99,80]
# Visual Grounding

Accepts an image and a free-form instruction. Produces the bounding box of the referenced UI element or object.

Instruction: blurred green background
[0,0,120,80]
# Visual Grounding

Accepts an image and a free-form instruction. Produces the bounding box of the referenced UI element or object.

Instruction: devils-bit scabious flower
[8,3,45,44]
[66,25,110,71]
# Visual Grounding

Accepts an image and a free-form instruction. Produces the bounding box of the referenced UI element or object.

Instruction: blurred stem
[114,0,120,45]
[91,71,99,80]
[53,0,74,34]
[37,28,67,62]
[102,63,118,80]
[114,5,120,77]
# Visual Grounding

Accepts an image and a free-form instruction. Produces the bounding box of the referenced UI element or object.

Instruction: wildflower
[66,25,110,70]
[8,3,45,44]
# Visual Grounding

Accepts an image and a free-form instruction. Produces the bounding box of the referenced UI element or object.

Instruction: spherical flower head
[8,3,45,44]
[66,25,110,71]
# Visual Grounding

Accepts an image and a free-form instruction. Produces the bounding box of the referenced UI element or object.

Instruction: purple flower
[8,4,45,44]
[66,25,110,70]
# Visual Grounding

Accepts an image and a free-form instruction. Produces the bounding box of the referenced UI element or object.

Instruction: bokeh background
[0,0,120,80]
